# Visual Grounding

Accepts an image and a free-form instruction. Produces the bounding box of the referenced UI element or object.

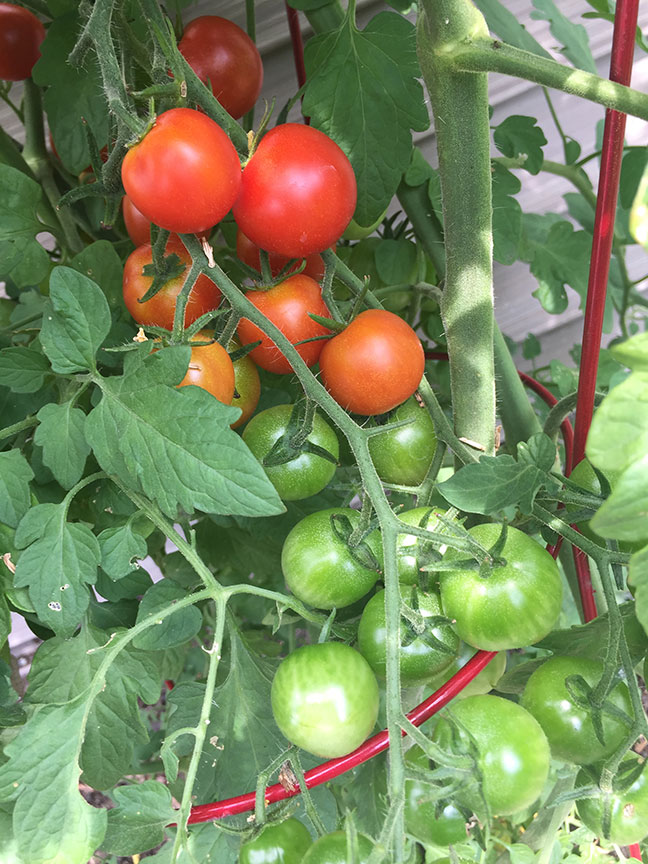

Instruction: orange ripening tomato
[237,274,331,374]
[230,346,261,429]
[178,335,235,405]
[236,229,327,282]
[122,236,221,331]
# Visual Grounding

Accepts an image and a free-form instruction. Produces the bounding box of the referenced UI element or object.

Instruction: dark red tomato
[233,124,356,258]
[368,397,437,486]
[357,588,459,686]
[405,745,468,846]
[576,756,648,845]
[122,237,222,331]
[230,342,260,429]
[319,310,425,416]
[239,818,312,864]
[301,831,374,864]
[121,108,241,234]
[237,274,331,374]
[0,4,45,81]
[521,656,633,765]
[177,334,235,405]
[178,16,263,120]
[271,642,379,758]
[236,228,327,282]
[122,195,152,247]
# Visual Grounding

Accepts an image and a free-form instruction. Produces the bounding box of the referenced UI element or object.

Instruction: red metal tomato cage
[187,5,642,859]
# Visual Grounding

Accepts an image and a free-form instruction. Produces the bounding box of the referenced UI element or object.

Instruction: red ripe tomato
[178,16,263,120]
[121,108,241,234]
[237,274,331,374]
[178,335,235,405]
[122,237,222,331]
[319,310,425,415]
[233,124,357,258]
[236,229,327,282]
[0,4,45,81]
[122,195,152,247]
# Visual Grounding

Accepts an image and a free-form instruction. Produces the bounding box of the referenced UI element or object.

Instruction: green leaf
[34,402,91,489]
[69,240,125,312]
[0,702,107,864]
[610,331,648,373]
[590,456,648,543]
[522,333,542,360]
[630,160,648,251]
[0,347,51,393]
[492,163,522,265]
[0,450,34,528]
[493,116,547,175]
[587,372,648,475]
[98,523,148,580]
[14,506,100,636]
[303,12,429,224]
[473,0,552,58]
[26,625,162,790]
[41,267,111,373]
[374,238,417,285]
[133,580,203,651]
[86,359,285,519]
[0,165,51,289]
[531,0,597,73]
[0,659,25,727]
[32,13,109,173]
[630,548,648,637]
[103,782,175,856]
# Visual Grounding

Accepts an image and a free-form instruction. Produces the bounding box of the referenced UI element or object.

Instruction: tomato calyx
[562,673,632,744]
[140,248,185,303]
[329,511,382,574]
[261,400,338,469]
[400,587,456,654]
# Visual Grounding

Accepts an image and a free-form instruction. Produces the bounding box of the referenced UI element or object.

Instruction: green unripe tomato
[368,398,437,486]
[281,508,382,609]
[521,656,633,765]
[426,642,507,699]
[404,745,468,846]
[239,818,312,864]
[271,642,379,759]
[301,831,374,864]
[342,208,388,241]
[576,755,648,845]
[433,695,551,817]
[395,506,451,585]
[357,588,459,686]
[242,404,339,501]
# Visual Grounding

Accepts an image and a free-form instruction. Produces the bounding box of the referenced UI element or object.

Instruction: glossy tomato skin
[319,310,425,416]
[122,237,222,331]
[0,4,45,81]
[239,818,312,864]
[439,523,563,651]
[301,831,374,864]
[236,228,327,282]
[521,656,632,765]
[271,642,379,759]
[177,336,235,405]
[281,508,382,609]
[358,588,459,686]
[369,398,437,486]
[242,404,338,501]
[237,275,331,374]
[178,16,262,119]
[405,745,468,846]
[576,756,648,845]
[233,124,356,258]
[122,195,153,247]
[426,642,507,700]
[434,695,551,816]
[121,108,241,234]
[230,345,260,429]
[396,506,450,586]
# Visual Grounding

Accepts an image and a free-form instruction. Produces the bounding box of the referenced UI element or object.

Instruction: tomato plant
[178,16,263,120]
[230,344,261,429]
[395,506,451,585]
[271,643,379,758]
[122,236,222,330]
[404,745,468,846]
[236,228,327,282]
[0,4,45,81]
[368,398,437,486]
[301,832,374,864]
[239,818,312,864]
[576,756,648,846]
[121,107,242,234]
[175,335,235,405]
[122,194,153,247]
[237,274,331,373]
[233,123,357,257]
[281,508,382,609]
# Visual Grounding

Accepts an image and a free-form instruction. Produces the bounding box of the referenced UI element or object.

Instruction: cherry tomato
[439,523,563,651]
[233,124,357,258]
[236,228,327,282]
[405,745,468,846]
[357,588,459,686]
[176,335,235,405]
[237,274,331,374]
[281,508,382,609]
[319,310,425,416]
[576,755,648,845]
[242,404,339,501]
[239,818,312,864]
[178,16,263,120]
[521,656,633,765]
[271,642,379,758]
[426,643,507,699]
[122,236,221,331]
[368,397,437,486]
[433,694,551,816]
[122,195,153,247]
[301,831,374,864]
[395,507,451,586]
[230,343,260,429]
[121,108,241,234]
[0,4,45,81]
